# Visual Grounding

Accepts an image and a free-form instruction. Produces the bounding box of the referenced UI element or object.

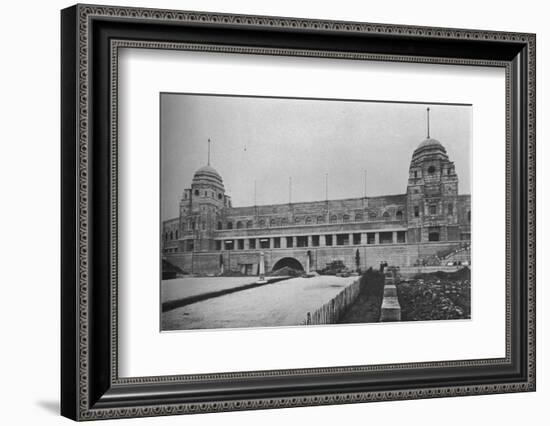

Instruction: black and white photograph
[160,94,472,331]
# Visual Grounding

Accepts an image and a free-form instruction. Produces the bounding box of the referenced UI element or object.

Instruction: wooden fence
[305,278,361,325]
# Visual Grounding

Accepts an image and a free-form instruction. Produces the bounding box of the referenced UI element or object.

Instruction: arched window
[317,215,325,223]
[175,230,178,239]
[355,213,363,221]
[236,221,243,229]
[369,211,377,219]
[281,218,288,226]
[227,222,233,230]
[330,215,338,223]
[382,211,390,219]
[259,219,266,227]
[306,216,313,224]
[448,204,453,215]
[194,189,199,196]
[270,218,277,227]
[218,193,222,200]
[467,211,471,222]
[396,211,403,221]
[343,214,350,222]
[170,231,173,240]
[427,165,436,174]
[164,232,168,241]
[294,217,301,223]
[246,220,253,228]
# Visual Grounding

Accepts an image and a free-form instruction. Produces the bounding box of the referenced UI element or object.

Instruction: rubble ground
[396,267,471,321]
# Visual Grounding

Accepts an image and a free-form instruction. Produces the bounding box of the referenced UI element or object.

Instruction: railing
[305,278,361,325]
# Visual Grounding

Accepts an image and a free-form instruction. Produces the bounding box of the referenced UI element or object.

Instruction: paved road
[162,275,357,331]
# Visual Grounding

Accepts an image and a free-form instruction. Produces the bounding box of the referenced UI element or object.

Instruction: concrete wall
[164,241,468,275]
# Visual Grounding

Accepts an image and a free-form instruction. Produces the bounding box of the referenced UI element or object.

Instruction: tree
[355,249,360,272]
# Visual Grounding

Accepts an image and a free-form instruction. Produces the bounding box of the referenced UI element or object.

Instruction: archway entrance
[272,257,304,272]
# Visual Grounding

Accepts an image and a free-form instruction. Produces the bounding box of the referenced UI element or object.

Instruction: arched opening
[236,221,243,229]
[217,221,222,230]
[272,257,304,272]
[396,211,403,221]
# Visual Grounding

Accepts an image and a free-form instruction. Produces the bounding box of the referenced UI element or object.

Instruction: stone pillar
[360,233,367,245]
[281,236,287,249]
[375,232,380,244]
[349,233,353,246]
[307,235,312,247]
[305,252,310,275]
[392,231,397,244]
[333,234,337,246]
[292,236,297,248]
[244,239,249,250]
[320,234,326,247]
[257,251,267,283]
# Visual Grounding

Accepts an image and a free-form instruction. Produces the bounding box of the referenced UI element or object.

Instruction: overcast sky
[161,94,472,221]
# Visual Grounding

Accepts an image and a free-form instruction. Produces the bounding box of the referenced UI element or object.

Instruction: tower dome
[411,138,448,162]
[192,164,224,189]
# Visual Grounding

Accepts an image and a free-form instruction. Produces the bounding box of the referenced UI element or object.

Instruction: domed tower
[178,140,231,252]
[406,108,460,243]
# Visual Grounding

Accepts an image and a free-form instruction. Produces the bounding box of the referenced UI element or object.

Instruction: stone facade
[162,136,471,275]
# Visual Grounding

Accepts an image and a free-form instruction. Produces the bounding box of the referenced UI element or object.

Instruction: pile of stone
[269,266,303,277]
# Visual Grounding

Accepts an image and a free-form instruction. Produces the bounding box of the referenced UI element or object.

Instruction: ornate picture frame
[61,4,535,421]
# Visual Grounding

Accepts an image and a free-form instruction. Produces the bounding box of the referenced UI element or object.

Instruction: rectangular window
[273,237,281,248]
[186,240,194,251]
[396,231,406,243]
[353,233,361,245]
[224,240,234,250]
[260,238,270,249]
[379,232,393,244]
[286,237,294,248]
[311,235,320,247]
[367,233,376,244]
[336,234,349,246]
[297,236,308,247]
[215,240,221,251]
[325,235,333,246]
[238,239,244,250]
[448,203,453,215]
[414,206,420,217]
[429,205,437,215]
[249,239,256,249]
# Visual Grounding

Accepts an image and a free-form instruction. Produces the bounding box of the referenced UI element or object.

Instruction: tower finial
[207,138,211,165]
[426,107,430,139]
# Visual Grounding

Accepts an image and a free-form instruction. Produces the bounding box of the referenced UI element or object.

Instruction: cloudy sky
[161,94,472,221]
